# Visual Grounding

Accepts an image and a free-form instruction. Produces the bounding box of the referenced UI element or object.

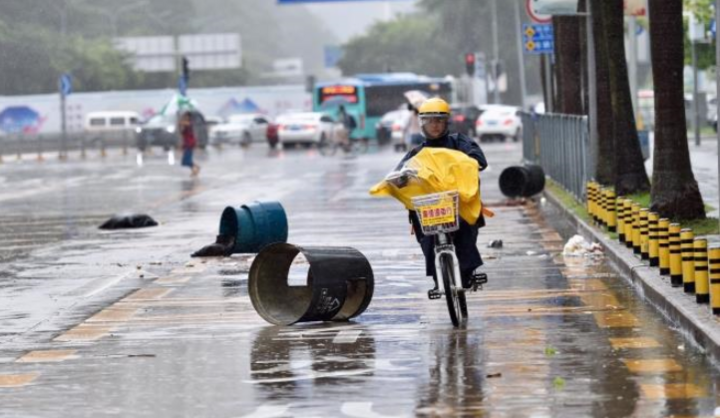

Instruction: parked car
[475,105,522,142]
[276,112,336,148]
[449,104,482,137]
[210,113,271,146]
[136,109,208,151]
[376,109,411,149]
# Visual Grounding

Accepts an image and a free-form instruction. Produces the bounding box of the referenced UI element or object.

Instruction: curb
[544,189,720,366]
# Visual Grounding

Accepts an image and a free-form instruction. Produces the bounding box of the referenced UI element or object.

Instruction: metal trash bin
[498,164,546,198]
[219,201,288,254]
[249,243,374,325]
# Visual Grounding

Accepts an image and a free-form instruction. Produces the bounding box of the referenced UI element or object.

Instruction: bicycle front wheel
[439,254,467,327]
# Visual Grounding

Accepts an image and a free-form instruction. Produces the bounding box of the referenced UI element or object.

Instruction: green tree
[649,0,705,219]
[338,15,448,76]
[601,0,650,195]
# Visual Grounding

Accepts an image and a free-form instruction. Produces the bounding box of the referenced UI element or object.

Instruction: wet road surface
[0,144,719,417]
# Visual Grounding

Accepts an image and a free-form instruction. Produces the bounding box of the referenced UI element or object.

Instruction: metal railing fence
[519,112,593,202]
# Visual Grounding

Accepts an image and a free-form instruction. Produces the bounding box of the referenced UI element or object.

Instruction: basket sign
[420,199,456,227]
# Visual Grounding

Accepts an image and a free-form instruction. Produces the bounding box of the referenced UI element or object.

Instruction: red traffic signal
[465,53,475,76]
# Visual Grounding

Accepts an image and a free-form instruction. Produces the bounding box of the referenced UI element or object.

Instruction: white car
[476,105,522,142]
[210,113,271,146]
[276,112,336,148]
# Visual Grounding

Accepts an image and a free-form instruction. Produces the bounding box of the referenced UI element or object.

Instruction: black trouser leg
[411,213,482,287]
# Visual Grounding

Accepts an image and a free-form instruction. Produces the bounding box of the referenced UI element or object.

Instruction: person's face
[424,117,447,139]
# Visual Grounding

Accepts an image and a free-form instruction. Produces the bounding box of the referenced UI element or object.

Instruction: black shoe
[463,269,488,290]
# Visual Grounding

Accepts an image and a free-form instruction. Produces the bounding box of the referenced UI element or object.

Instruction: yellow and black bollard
[709,246,720,315]
[681,229,695,294]
[606,190,617,233]
[617,196,626,243]
[648,212,660,267]
[631,203,641,255]
[624,200,635,249]
[658,218,671,276]
[694,238,709,304]
[639,209,649,261]
[598,187,606,227]
[586,182,595,222]
[669,223,683,287]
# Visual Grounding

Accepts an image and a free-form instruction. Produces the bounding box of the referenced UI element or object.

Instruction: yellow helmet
[418,98,450,139]
[418,98,451,117]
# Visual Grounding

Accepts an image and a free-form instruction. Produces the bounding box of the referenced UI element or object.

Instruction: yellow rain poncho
[369,148,492,225]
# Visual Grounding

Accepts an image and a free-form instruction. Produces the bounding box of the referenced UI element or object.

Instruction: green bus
[313,73,453,141]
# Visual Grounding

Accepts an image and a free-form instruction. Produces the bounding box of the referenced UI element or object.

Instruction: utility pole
[587,0,597,179]
[514,0,528,110]
[628,16,639,123]
[491,0,501,104]
[690,10,702,146]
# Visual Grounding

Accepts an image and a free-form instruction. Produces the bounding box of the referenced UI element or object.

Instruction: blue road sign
[59,73,72,96]
[522,23,554,55]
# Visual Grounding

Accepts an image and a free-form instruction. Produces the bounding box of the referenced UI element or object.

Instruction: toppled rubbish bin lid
[99,213,158,230]
[249,243,374,326]
[191,234,236,258]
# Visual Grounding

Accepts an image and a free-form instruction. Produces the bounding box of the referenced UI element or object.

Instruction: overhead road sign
[522,24,554,55]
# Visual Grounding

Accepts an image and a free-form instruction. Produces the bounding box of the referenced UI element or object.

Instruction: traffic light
[181,56,190,82]
[465,53,475,77]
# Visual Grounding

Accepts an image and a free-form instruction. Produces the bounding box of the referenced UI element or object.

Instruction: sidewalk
[645,135,720,219]
[546,136,720,364]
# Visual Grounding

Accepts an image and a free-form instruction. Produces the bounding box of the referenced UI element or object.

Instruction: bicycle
[318,125,368,157]
[410,190,483,327]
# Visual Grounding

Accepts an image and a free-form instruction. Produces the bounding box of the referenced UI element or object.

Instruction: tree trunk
[600,0,650,196]
[554,15,583,115]
[648,0,705,220]
[591,0,615,185]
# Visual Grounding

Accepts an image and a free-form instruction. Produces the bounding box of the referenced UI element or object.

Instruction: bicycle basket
[411,191,460,235]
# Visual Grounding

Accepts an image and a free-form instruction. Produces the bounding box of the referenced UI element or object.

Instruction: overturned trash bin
[249,243,374,325]
[219,201,288,254]
[499,164,546,198]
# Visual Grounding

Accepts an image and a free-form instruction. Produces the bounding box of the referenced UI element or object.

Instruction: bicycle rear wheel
[439,254,467,327]
[318,136,336,156]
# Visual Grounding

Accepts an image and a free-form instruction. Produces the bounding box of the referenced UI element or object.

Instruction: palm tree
[591,0,615,185]
[600,0,650,195]
[553,15,583,115]
[648,0,705,219]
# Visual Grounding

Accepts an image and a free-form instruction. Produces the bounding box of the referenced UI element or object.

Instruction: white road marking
[332,330,362,344]
[341,402,410,418]
[246,368,373,384]
[234,404,290,418]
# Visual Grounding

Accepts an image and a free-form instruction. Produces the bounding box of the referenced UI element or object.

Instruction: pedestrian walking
[179,111,200,177]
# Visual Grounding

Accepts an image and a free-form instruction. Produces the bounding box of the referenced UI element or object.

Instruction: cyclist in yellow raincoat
[396,98,488,290]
